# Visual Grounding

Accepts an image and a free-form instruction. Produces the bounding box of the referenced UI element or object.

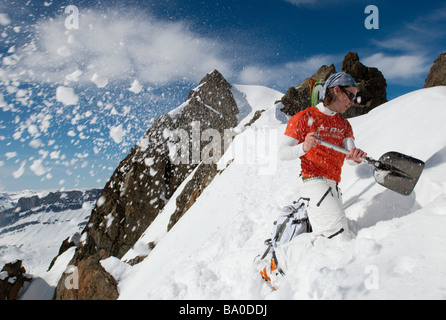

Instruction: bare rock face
[424,53,446,88]
[54,70,239,299]
[0,260,32,300]
[277,52,387,119]
[54,253,119,300]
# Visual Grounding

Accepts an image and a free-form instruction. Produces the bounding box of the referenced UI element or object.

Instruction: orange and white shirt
[282,103,355,182]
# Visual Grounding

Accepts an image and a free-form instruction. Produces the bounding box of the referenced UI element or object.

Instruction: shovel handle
[317,139,350,155]
[317,139,377,166]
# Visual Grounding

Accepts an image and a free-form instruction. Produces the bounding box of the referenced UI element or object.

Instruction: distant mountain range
[0,189,102,234]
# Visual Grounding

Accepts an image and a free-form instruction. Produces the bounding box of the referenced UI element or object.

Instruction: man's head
[322,72,359,114]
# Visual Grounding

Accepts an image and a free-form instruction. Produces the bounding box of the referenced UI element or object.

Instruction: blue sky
[0,0,445,192]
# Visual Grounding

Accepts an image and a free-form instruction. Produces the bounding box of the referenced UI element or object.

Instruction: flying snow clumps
[30,159,48,176]
[0,13,11,26]
[13,160,26,179]
[110,124,126,144]
[129,79,143,94]
[56,86,79,106]
[91,73,109,88]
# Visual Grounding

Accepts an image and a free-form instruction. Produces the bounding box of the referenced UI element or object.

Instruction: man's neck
[316,102,337,116]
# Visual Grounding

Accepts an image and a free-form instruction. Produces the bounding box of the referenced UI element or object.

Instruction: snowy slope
[0,193,15,211]
[0,195,95,288]
[102,85,446,300]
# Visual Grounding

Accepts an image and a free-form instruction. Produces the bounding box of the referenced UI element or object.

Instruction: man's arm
[279,132,320,161]
[279,135,305,161]
[343,137,367,164]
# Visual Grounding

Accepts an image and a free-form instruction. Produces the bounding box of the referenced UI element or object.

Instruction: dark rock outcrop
[278,64,336,116]
[277,52,387,118]
[341,52,387,118]
[55,70,239,299]
[54,252,119,300]
[168,163,221,231]
[0,260,32,300]
[424,53,446,88]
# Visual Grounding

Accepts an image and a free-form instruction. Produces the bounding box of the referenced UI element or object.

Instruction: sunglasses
[340,87,361,103]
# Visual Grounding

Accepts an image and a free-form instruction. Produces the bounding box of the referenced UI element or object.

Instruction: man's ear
[333,86,341,95]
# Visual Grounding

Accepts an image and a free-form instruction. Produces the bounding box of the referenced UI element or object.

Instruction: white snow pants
[301,177,350,238]
[274,177,353,273]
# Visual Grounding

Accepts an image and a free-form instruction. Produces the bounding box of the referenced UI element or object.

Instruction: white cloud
[284,0,317,6]
[363,53,430,81]
[239,54,337,88]
[238,66,268,85]
[11,9,231,85]
[367,5,446,84]
[371,37,420,53]
[284,0,345,7]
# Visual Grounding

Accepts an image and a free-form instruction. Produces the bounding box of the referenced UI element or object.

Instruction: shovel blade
[373,152,425,196]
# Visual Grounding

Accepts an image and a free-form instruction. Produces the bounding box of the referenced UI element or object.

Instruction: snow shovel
[318,139,425,196]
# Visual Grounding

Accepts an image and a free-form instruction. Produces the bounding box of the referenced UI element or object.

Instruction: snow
[112,85,446,300]
[109,124,126,144]
[12,160,26,178]
[91,73,109,88]
[20,247,77,300]
[0,201,94,282]
[55,86,79,106]
[0,193,14,211]
[129,79,143,94]
[0,198,95,299]
[0,13,11,26]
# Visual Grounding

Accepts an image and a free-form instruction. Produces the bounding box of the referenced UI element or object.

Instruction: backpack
[260,198,312,259]
[310,79,325,107]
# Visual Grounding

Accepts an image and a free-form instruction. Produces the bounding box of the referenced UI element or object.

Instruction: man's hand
[303,132,320,153]
[347,148,367,163]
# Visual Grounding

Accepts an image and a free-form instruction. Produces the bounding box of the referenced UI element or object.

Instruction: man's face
[331,86,358,114]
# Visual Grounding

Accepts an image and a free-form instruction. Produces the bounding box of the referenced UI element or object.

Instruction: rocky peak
[55,70,239,299]
[424,52,446,88]
[187,69,238,116]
